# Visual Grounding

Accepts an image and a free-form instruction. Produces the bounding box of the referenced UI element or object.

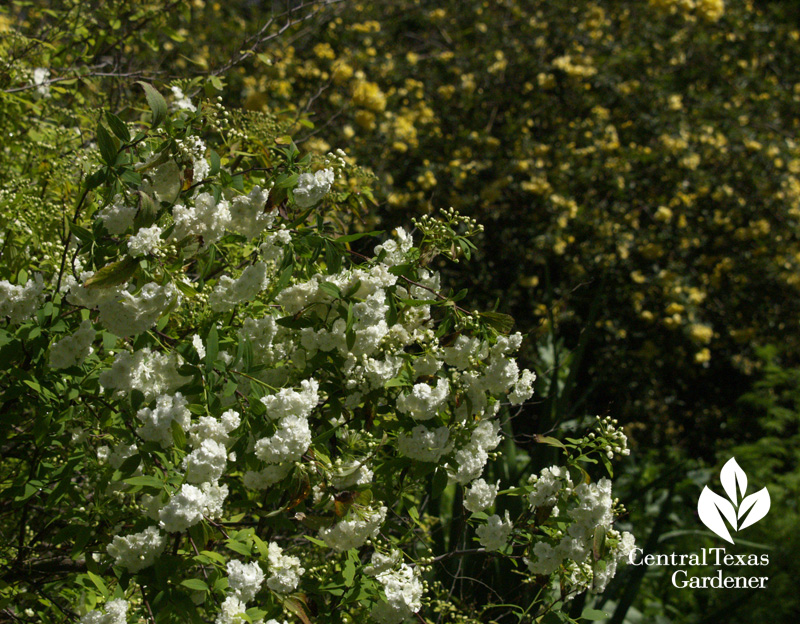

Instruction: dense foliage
[0,3,636,624]
[2,1,799,623]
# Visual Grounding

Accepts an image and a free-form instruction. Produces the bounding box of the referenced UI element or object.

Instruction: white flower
[364,550,402,577]
[170,85,196,112]
[318,505,387,551]
[172,192,231,247]
[243,464,292,490]
[183,439,228,483]
[528,465,573,509]
[32,67,51,97]
[192,334,206,359]
[209,263,270,311]
[227,560,265,603]
[0,274,44,324]
[228,186,273,239]
[371,563,423,624]
[215,596,250,624]
[48,320,95,369]
[266,542,305,593]
[397,425,452,463]
[293,168,334,208]
[188,410,240,447]
[136,393,191,448]
[525,541,563,576]
[330,459,374,489]
[97,282,178,337]
[107,526,166,572]
[373,227,413,266]
[158,484,208,533]
[396,378,449,420]
[260,379,319,421]
[254,415,311,464]
[79,599,128,624]
[567,479,613,538]
[464,478,499,513]
[99,348,188,400]
[476,511,513,551]
[97,196,137,234]
[509,369,536,405]
[451,444,488,485]
[128,224,163,257]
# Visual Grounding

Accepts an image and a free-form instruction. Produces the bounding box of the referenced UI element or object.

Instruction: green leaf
[134,191,158,230]
[205,325,218,373]
[83,257,138,289]
[592,525,607,562]
[334,230,383,244]
[124,475,164,488]
[209,150,220,176]
[431,467,448,499]
[105,111,131,142]
[68,221,93,243]
[318,281,341,299]
[342,552,357,587]
[479,311,515,334]
[86,571,109,598]
[533,434,567,449]
[84,167,109,190]
[303,535,329,548]
[581,608,611,621]
[225,539,252,556]
[96,123,118,166]
[180,579,209,592]
[138,82,168,128]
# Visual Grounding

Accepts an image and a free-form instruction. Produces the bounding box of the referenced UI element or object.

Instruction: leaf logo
[697,458,770,544]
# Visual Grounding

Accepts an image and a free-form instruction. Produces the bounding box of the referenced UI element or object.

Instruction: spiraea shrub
[0,64,634,624]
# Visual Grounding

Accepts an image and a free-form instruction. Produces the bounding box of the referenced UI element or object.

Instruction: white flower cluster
[154,408,239,531]
[368,552,424,624]
[226,560,265,602]
[79,599,128,624]
[524,471,635,594]
[172,192,231,247]
[293,168,334,208]
[318,505,388,551]
[373,227,413,266]
[106,526,166,572]
[99,348,188,400]
[96,282,178,338]
[266,542,305,593]
[209,263,270,312]
[228,186,273,239]
[97,195,138,234]
[48,320,95,369]
[0,274,44,324]
[397,425,452,463]
[396,378,450,421]
[32,67,51,98]
[215,596,257,624]
[252,379,318,470]
[158,481,228,533]
[476,511,513,551]
[464,478,499,513]
[127,225,163,257]
[136,392,191,447]
[170,85,196,112]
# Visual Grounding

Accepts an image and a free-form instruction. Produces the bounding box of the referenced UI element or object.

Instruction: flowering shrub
[0,72,634,624]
